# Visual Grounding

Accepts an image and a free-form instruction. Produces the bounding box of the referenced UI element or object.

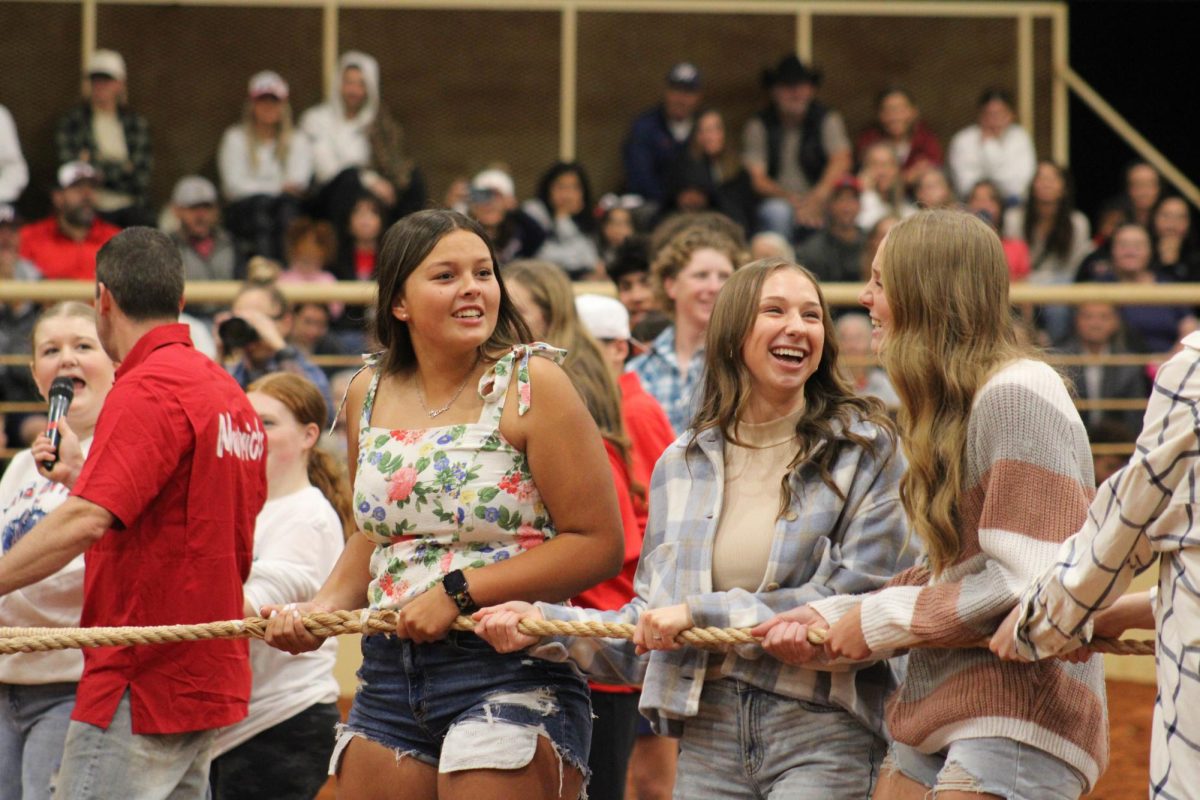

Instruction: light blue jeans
[52,691,215,800]
[885,738,1086,799]
[674,678,885,799]
[0,682,77,800]
[757,198,797,241]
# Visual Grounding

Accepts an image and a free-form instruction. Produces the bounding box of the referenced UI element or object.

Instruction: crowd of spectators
[1,44,1196,800]
[2,48,1196,453]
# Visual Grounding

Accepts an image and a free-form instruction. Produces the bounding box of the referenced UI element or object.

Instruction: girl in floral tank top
[355,343,561,610]
[262,210,623,800]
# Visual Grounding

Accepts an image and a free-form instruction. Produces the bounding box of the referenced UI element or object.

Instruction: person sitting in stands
[300,51,426,228]
[466,167,544,265]
[947,88,1036,203]
[218,71,312,261]
[219,282,332,414]
[854,87,943,190]
[742,55,852,241]
[796,176,865,284]
[18,162,119,281]
[54,50,152,227]
[623,62,703,209]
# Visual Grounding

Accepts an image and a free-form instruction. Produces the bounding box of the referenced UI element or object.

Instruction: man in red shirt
[18,161,120,280]
[0,227,267,798]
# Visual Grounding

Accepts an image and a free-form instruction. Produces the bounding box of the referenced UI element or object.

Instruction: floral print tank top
[354,343,564,610]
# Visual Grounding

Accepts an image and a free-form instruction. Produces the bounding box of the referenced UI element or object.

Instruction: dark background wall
[1068,2,1199,219]
[0,1,1188,224]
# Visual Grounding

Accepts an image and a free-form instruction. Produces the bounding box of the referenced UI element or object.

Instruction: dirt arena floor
[317,680,1154,799]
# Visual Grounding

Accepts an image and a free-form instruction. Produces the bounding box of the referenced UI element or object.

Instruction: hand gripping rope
[0,610,1155,657]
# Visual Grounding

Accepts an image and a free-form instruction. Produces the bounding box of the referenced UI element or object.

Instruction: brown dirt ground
[317,680,1154,799]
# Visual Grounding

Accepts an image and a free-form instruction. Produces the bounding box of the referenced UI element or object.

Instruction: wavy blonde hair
[502,261,631,470]
[242,99,295,173]
[690,258,895,516]
[879,210,1037,574]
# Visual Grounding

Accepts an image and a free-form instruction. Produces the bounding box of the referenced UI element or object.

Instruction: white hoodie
[300,51,381,185]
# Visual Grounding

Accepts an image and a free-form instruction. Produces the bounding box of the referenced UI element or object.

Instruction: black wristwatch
[442,569,478,614]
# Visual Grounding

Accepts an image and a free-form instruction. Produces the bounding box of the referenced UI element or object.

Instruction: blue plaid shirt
[627,326,705,435]
[539,414,915,737]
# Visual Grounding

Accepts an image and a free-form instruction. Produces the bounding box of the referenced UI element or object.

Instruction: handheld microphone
[42,376,75,472]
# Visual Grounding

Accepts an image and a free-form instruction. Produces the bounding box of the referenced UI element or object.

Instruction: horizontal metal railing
[1,279,1187,460]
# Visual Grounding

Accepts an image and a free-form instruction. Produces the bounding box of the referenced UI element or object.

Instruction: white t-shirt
[0,442,92,685]
[213,485,344,756]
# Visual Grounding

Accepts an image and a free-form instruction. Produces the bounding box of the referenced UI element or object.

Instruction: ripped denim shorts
[884,738,1087,799]
[333,630,592,782]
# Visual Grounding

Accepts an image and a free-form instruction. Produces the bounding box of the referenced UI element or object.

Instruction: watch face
[444,570,467,593]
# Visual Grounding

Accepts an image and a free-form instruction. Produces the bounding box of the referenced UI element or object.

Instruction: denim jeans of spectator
[53,691,215,800]
[208,701,339,800]
[0,682,77,800]
[885,738,1086,800]
[756,197,797,242]
[673,678,885,800]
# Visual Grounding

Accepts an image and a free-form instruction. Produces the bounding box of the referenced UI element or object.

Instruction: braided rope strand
[0,610,1155,657]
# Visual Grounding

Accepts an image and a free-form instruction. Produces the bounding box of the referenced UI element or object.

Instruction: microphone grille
[49,376,75,401]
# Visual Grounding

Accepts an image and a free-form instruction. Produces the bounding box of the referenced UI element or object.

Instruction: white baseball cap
[57,161,99,189]
[575,294,631,341]
[248,70,289,101]
[86,49,126,82]
[470,169,515,200]
[171,175,219,207]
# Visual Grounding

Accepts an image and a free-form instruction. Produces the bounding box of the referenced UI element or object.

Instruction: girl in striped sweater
[755,210,1108,799]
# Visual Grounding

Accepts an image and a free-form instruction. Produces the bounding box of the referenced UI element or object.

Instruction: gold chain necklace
[416,359,478,418]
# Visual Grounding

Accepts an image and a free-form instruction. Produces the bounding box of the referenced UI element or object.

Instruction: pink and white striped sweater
[812,359,1109,790]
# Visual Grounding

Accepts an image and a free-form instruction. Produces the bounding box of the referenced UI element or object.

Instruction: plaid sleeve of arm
[124,112,152,198]
[54,107,87,165]
[1015,351,1200,658]
[533,453,684,685]
[687,431,912,630]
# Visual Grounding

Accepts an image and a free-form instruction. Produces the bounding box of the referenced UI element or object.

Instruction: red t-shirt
[618,371,677,534]
[18,216,121,280]
[354,248,377,281]
[572,440,642,694]
[71,324,267,734]
[1003,237,1032,282]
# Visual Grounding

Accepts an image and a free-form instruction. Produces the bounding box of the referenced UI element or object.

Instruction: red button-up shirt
[18,216,121,281]
[71,324,267,734]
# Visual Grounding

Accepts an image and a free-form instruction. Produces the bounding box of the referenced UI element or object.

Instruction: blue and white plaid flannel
[539,414,915,737]
[1015,331,1200,799]
[627,325,706,436]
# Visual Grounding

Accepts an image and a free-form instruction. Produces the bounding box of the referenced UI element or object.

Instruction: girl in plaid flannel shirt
[476,258,914,798]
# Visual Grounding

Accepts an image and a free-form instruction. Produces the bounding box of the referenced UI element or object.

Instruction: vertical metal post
[797,7,813,63]
[1052,4,1069,164]
[323,0,339,98]
[1017,12,1034,135]
[560,2,578,160]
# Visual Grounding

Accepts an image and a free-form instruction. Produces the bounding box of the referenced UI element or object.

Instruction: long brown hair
[374,209,532,377]
[502,261,630,461]
[248,372,355,539]
[879,210,1038,573]
[690,258,895,516]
